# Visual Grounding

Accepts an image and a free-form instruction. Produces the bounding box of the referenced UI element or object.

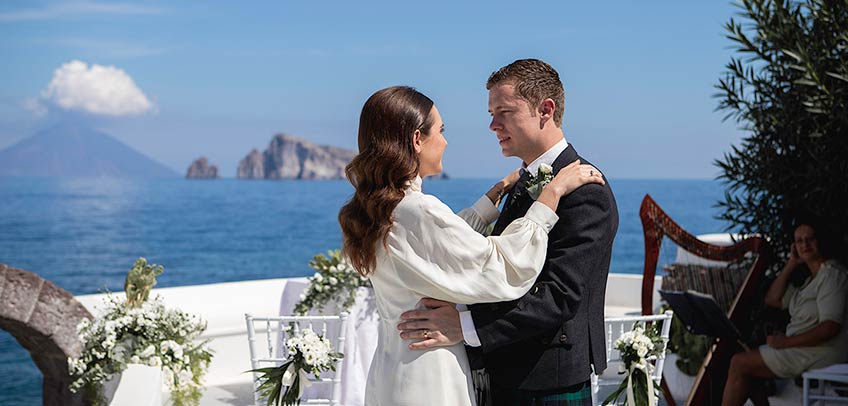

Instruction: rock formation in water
[186,157,219,179]
[237,134,356,180]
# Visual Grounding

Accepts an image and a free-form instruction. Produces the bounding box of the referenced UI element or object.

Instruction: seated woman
[722,222,848,405]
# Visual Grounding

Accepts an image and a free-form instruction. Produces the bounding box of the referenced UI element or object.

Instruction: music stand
[659,289,749,351]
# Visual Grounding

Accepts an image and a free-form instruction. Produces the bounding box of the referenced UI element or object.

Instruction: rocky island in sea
[186,157,219,179]
[237,133,356,180]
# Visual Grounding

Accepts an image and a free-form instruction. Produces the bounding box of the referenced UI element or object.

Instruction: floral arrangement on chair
[251,328,343,406]
[293,249,369,315]
[68,258,213,406]
[603,323,667,406]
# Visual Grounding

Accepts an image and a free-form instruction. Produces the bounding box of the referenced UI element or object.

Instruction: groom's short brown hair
[487,58,565,127]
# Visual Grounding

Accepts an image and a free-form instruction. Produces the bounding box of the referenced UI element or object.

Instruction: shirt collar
[523,137,569,174]
[406,175,423,193]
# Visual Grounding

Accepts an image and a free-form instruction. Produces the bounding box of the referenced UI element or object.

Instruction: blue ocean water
[0,177,726,404]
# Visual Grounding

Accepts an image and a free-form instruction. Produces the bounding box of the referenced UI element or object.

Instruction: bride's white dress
[364,177,558,406]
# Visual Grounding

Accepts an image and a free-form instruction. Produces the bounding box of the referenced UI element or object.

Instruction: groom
[398,59,619,405]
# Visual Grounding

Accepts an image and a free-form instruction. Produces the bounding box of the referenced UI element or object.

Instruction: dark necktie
[504,168,532,210]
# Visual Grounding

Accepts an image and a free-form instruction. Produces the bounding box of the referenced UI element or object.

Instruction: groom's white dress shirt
[365,175,558,405]
[459,137,569,346]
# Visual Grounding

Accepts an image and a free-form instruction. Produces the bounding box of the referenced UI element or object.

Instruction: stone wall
[0,264,92,406]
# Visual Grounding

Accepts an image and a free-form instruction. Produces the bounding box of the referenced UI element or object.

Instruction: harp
[639,194,772,405]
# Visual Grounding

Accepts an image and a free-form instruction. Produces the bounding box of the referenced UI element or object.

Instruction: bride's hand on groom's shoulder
[397,298,464,350]
[486,169,522,205]
[543,160,604,198]
[501,169,521,191]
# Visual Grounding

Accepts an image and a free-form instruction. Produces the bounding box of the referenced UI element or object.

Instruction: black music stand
[659,289,749,351]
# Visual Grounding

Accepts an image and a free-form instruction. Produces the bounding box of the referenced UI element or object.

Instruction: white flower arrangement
[68,258,213,406]
[603,324,666,406]
[251,328,343,406]
[525,163,554,200]
[293,250,369,315]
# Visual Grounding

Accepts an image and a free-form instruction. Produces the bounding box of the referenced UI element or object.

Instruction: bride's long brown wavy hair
[339,86,435,277]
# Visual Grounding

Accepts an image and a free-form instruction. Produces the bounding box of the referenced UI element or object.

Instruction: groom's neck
[521,129,565,166]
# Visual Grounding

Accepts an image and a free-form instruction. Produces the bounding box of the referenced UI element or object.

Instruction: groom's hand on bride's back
[397,298,463,350]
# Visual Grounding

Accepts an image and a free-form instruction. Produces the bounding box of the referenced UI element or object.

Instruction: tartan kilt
[473,369,592,406]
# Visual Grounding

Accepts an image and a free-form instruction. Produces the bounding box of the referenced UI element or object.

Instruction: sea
[0,177,727,405]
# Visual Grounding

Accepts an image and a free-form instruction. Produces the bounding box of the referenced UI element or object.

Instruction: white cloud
[40,60,155,116]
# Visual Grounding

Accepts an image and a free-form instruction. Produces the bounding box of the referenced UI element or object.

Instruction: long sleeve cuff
[524,201,559,233]
[458,308,481,347]
[471,195,501,224]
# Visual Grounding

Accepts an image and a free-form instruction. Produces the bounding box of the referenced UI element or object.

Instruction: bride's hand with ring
[536,160,604,210]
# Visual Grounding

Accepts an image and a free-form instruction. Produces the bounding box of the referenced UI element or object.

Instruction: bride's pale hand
[542,160,604,198]
[500,169,521,191]
[486,169,521,204]
[397,298,463,349]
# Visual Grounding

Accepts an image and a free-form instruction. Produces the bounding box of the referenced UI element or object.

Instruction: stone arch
[0,264,92,406]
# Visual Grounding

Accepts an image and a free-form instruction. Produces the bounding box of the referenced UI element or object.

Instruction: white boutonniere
[525,163,554,200]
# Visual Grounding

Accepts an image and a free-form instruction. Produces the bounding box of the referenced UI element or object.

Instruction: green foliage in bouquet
[125,257,163,309]
[714,0,848,259]
[293,250,369,315]
[68,258,213,406]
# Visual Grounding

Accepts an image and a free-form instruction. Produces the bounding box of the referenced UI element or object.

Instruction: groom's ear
[538,98,555,128]
[412,129,423,154]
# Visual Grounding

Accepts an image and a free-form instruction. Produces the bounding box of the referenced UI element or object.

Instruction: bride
[338,86,604,406]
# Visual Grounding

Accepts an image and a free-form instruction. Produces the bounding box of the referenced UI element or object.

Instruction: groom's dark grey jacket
[467,144,618,391]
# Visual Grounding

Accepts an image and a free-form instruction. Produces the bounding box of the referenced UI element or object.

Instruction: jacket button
[532,286,539,295]
[560,334,568,343]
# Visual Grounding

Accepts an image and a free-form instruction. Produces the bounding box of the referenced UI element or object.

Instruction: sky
[0,1,747,179]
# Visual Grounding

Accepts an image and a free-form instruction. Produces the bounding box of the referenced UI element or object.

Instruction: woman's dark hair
[338,86,435,276]
[788,220,834,286]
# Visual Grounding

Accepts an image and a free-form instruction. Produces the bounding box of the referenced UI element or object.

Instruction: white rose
[104,320,118,333]
[172,344,184,359]
[162,367,175,388]
[140,345,156,359]
[539,163,553,175]
[148,356,162,367]
[329,277,338,285]
[178,369,193,386]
